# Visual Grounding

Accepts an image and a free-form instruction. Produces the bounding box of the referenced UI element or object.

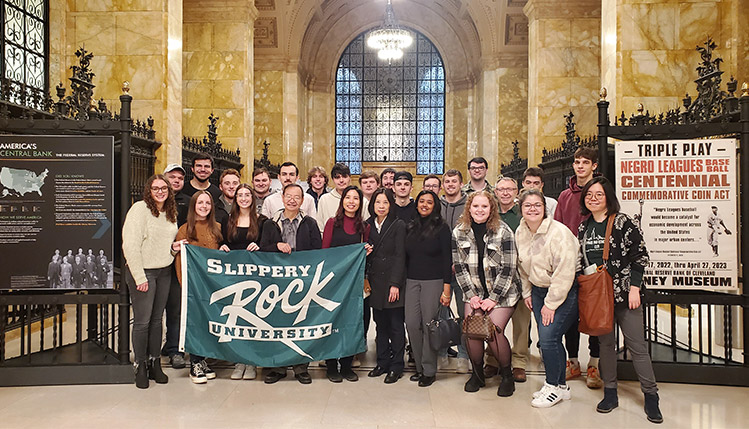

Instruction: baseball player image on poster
[707,206,731,257]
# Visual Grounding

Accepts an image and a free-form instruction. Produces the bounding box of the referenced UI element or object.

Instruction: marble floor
[0,352,747,429]
[1,303,747,429]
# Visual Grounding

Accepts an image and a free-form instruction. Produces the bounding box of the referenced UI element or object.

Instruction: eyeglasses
[284,195,303,202]
[522,203,544,210]
[496,187,517,194]
[585,192,605,201]
[151,186,169,193]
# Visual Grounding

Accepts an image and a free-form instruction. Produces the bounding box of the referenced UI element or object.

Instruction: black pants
[372,307,406,373]
[564,318,600,359]
[161,266,182,357]
[363,296,371,338]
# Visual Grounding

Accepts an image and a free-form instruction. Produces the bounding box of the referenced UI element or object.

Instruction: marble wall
[61,0,182,172]
[253,70,284,165]
[183,0,256,179]
[609,0,745,117]
[497,66,529,171]
[525,0,601,166]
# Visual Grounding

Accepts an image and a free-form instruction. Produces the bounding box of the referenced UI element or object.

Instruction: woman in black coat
[365,188,407,384]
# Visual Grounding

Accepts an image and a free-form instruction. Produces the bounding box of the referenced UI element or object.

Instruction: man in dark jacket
[259,183,322,384]
[553,146,603,389]
[161,163,190,369]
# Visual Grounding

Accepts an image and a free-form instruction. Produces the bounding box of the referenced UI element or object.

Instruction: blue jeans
[438,280,468,359]
[532,284,578,386]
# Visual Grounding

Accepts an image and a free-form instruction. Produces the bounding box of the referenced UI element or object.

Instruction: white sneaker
[531,384,569,408]
[438,356,450,370]
[456,358,470,374]
[231,363,246,380]
[243,365,257,380]
[533,383,571,400]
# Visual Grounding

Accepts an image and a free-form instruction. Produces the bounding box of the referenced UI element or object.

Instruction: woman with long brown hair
[219,183,267,381]
[452,190,521,397]
[174,190,223,384]
[122,174,179,389]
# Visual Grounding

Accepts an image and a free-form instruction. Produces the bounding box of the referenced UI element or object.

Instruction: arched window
[335,30,445,175]
[1,0,48,96]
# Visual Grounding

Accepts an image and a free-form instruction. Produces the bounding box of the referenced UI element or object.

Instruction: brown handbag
[576,215,615,336]
[462,309,498,341]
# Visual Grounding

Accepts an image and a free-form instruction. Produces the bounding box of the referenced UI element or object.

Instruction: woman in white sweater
[122,174,180,389]
[515,189,579,408]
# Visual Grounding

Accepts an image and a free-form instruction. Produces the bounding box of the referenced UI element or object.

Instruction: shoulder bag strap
[603,214,615,262]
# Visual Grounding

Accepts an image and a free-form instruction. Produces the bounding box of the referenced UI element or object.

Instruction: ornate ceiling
[254,0,528,91]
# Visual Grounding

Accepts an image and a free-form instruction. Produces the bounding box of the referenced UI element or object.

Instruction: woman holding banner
[220,183,266,381]
[578,177,662,423]
[174,190,223,385]
[122,174,179,389]
[365,187,406,384]
[259,183,322,384]
[404,190,452,388]
[322,185,372,383]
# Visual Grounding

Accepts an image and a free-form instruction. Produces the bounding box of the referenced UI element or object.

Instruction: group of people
[121,149,663,424]
[47,248,110,289]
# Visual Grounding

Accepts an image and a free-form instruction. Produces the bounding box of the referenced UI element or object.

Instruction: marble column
[524,0,601,166]
[183,0,257,180]
[65,0,183,172]
[496,55,529,174]
[604,0,742,117]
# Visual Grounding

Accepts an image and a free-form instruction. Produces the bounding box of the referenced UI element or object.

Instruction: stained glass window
[1,0,47,93]
[336,30,445,175]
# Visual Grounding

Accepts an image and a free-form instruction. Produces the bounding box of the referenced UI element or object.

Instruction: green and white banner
[179,244,366,367]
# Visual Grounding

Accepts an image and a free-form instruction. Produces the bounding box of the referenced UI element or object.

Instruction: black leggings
[464,304,514,369]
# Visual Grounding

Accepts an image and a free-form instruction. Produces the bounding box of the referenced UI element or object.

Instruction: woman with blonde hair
[452,190,521,396]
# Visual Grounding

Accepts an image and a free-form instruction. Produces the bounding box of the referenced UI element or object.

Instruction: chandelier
[366,0,413,62]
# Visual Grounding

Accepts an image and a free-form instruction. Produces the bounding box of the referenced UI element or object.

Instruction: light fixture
[366,0,413,63]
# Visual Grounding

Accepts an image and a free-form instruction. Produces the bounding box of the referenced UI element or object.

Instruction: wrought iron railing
[0,47,158,385]
[499,140,528,183]
[182,113,243,183]
[596,37,748,386]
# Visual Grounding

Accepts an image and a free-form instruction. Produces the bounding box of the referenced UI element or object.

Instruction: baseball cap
[393,171,413,183]
[163,163,186,175]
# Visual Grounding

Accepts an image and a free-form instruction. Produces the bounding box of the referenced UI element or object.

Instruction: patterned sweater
[515,217,579,310]
[577,213,649,304]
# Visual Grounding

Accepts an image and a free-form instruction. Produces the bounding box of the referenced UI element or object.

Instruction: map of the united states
[0,167,48,197]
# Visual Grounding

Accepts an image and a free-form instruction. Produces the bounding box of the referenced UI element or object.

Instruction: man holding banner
[257,183,322,384]
[179,237,366,387]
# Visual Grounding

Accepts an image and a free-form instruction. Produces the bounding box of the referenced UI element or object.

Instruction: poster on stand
[614,138,738,291]
[0,135,114,290]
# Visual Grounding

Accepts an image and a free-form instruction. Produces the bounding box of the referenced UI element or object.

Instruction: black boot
[148,357,169,384]
[644,393,663,424]
[497,366,515,397]
[597,387,618,413]
[134,361,149,389]
[464,362,486,392]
